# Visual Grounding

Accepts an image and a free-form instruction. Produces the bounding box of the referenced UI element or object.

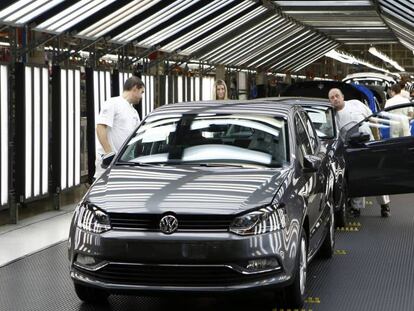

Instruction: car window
[300,111,319,151]
[295,114,313,156]
[304,106,335,139]
[347,103,414,143]
[119,113,289,167]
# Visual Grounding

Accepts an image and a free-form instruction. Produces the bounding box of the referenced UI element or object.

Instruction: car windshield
[303,106,335,139]
[118,113,288,168]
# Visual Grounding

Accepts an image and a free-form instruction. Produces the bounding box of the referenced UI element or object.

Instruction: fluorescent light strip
[195,76,200,101]
[112,0,196,43]
[274,1,371,6]
[4,0,48,22]
[281,41,337,71]
[235,25,300,66]
[212,18,289,65]
[74,70,81,185]
[17,0,64,24]
[139,0,231,46]
[33,67,41,197]
[25,67,32,199]
[42,68,48,194]
[294,43,339,71]
[78,0,160,39]
[369,47,405,72]
[165,75,168,105]
[183,7,266,55]
[325,49,391,73]
[231,22,294,66]
[202,76,214,100]
[269,36,328,69]
[162,1,254,51]
[177,76,183,103]
[61,69,67,190]
[1,65,8,205]
[201,14,278,60]
[94,70,111,157]
[68,70,74,188]
[37,0,116,33]
[119,71,132,95]
[190,77,194,101]
[252,29,310,68]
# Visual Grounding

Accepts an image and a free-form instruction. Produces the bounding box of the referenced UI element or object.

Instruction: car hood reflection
[87,166,289,214]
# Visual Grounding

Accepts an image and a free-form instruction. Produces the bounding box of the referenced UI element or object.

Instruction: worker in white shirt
[328,88,391,217]
[385,83,413,137]
[95,76,144,179]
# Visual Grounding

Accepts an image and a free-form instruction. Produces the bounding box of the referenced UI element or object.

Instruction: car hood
[86,165,289,215]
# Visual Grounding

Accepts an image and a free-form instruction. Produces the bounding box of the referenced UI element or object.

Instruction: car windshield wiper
[115,161,166,167]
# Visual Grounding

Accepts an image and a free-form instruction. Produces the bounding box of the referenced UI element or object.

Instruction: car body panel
[345,102,414,197]
[68,100,334,297]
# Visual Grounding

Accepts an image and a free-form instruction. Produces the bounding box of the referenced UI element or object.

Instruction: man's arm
[96,124,112,154]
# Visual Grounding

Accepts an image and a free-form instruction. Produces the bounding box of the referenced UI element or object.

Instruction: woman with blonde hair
[213,79,228,100]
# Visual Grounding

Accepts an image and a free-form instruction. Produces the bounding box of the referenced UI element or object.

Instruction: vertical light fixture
[165,75,169,105]
[195,76,200,101]
[93,69,112,158]
[33,67,41,196]
[74,70,81,186]
[0,65,8,205]
[60,69,67,190]
[177,76,183,103]
[41,68,49,195]
[61,68,81,190]
[25,65,49,199]
[25,66,32,199]
[202,76,214,100]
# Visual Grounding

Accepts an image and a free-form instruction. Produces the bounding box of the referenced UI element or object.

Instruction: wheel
[74,283,109,304]
[279,230,307,308]
[320,195,335,259]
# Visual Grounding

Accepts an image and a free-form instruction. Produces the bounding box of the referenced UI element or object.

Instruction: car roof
[258,96,332,108]
[281,80,368,103]
[148,100,301,119]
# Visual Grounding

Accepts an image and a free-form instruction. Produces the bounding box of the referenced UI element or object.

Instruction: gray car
[68,101,335,308]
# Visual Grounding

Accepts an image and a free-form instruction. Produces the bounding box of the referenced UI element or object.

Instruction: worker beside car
[328,88,391,217]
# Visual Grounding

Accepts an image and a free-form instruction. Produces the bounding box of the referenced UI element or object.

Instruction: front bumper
[69,227,299,293]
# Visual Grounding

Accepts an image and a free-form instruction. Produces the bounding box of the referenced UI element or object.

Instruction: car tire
[279,229,307,308]
[74,283,109,304]
[320,197,335,259]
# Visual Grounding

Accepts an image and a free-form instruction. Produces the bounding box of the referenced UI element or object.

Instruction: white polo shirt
[95,96,140,177]
[335,99,372,131]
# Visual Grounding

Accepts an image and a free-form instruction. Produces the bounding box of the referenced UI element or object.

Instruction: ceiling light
[368,47,405,72]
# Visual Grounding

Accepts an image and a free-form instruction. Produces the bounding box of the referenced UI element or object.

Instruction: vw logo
[159,215,178,234]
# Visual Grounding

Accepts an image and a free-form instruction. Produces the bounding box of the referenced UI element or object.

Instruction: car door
[344,102,414,197]
[294,113,325,254]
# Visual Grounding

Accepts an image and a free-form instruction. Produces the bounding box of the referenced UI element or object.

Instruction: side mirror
[303,155,321,173]
[348,132,370,147]
[101,152,116,169]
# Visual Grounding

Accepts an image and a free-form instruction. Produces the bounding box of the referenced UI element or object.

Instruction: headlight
[230,204,287,236]
[76,203,111,234]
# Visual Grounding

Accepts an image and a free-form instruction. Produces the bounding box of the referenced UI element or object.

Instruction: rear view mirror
[303,155,321,173]
[348,132,370,146]
[101,152,116,169]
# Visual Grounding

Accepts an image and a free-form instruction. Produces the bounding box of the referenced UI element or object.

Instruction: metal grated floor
[1,194,413,311]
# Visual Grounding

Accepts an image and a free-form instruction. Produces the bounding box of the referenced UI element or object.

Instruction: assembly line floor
[1,194,414,311]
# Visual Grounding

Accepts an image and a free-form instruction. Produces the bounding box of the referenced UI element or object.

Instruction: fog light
[245,258,280,273]
[75,254,108,271]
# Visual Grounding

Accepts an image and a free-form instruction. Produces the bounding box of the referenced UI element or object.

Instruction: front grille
[75,263,276,287]
[108,213,233,232]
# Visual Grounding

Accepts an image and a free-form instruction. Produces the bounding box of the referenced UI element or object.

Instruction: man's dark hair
[123,76,145,91]
[390,83,401,94]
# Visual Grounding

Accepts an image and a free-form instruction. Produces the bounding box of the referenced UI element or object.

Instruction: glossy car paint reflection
[68,101,335,307]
